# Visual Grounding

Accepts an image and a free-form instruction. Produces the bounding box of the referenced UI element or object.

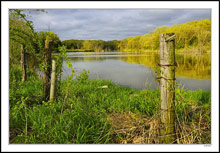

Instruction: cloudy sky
[28,9,211,41]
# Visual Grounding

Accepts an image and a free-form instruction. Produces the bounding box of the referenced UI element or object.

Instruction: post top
[160,33,175,37]
[160,33,175,41]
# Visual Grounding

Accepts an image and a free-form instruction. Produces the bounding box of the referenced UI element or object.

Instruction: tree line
[62,39,120,52]
[62,19,211,53]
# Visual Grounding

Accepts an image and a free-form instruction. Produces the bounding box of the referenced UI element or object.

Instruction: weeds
[9,67,211,144]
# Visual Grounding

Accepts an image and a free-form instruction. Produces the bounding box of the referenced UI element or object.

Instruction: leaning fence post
[43,37,52,101]
[50,58,56,102]
[160,33,176,143]
[20,44,27,83]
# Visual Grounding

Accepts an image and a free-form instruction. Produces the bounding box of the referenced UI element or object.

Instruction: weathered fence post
[50,59,56,102]
[43,38,52,101]
[160,33,176,143]
[20,44,26,83]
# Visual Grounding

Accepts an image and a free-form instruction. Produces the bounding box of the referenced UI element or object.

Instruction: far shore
[63,49,211,55]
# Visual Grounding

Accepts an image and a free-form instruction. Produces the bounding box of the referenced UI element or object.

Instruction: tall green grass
[9,67,211,144]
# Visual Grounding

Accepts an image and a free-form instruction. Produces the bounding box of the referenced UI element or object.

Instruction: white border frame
[1,1,219,152]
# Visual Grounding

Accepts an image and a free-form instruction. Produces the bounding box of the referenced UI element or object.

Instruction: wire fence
[57,67,210,144]
[35,58,210,144]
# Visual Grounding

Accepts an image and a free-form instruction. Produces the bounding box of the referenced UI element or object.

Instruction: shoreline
[64,49,211,54]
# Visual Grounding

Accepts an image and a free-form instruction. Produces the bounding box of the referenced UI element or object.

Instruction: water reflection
[119,52,211,79]
[62,52,211,90]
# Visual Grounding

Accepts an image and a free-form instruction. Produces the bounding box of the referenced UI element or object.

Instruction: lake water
[60,52,211,91]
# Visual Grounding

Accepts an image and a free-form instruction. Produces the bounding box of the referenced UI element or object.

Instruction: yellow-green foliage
[62,39,119,52]
[62,19,211,53]
[118,19,211,52]
[9,10,61,70]
[37,31,61,53]
[9,12,35,66]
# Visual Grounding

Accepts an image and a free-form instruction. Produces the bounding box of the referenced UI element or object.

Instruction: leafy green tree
[9,9,41,82]
[37,31,61,53]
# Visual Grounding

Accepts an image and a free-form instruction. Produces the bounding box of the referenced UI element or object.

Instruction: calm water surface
[61,52,211,91]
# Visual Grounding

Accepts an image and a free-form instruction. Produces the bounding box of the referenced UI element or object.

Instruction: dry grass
[108,112,161,144]
[175,116,211,144]
[108,111,211,144]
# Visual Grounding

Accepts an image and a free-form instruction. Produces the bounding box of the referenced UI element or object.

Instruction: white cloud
[28,9,211,41]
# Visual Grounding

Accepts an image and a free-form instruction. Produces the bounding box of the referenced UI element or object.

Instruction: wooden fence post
[50,59,56,102]
[43,38,52,101]
[20,44,27,83]
[160,33,176,143]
